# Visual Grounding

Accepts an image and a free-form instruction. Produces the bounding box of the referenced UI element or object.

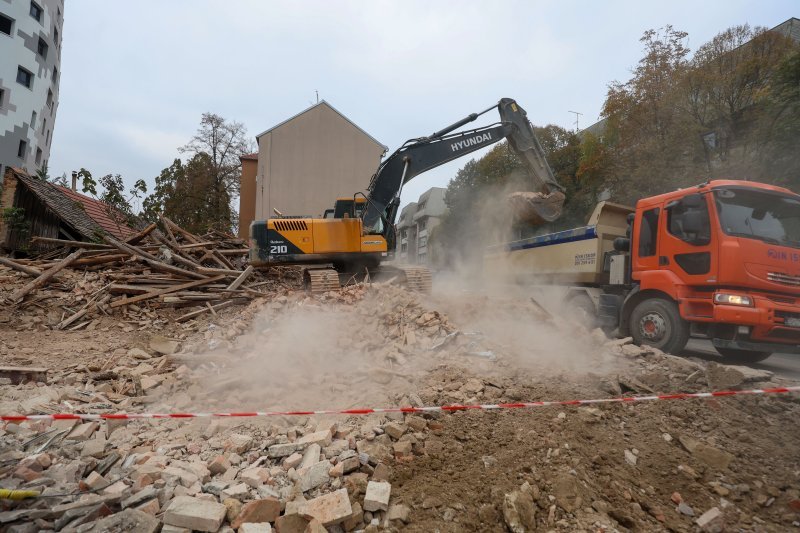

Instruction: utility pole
[568,110,583,132]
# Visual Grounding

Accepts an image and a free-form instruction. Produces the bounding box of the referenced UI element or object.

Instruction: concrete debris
[363,480,391,512]
[163,496,228,532]
[0,262,794,533]
[503,486,536,533]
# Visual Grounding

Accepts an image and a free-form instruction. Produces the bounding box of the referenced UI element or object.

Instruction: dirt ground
[1,277,799,532]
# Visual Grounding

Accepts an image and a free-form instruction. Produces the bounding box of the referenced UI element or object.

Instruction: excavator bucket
[508,190,566,225]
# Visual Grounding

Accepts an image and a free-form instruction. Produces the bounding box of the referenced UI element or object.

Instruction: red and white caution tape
[1,386,798,423]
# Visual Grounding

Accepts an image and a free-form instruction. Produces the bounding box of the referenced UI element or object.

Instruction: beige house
[243,101,386,236]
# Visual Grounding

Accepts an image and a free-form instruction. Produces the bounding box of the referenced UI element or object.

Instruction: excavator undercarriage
[303,265,432,294]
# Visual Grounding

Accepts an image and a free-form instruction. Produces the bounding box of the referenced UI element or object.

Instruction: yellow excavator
[249,98,565,292]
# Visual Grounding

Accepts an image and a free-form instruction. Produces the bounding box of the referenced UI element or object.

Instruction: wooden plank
[179,242,215,250]
[30,237,114,249]
[10,250,84,303]
[0,366,48,384]
[0,257,43,277]
[71,254,130,267]
[197,266,244,277]
[110,275,224,308]
[226,265,254,290]
[103,235,159,262]
[176,300,235,322]
[125,222,157,245]
[143,258,207,280]
[217,248,249,255]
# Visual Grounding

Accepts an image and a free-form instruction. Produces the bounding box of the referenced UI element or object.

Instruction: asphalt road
[682,338,800,381]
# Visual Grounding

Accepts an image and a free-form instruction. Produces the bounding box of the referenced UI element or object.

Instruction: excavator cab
[330,197,367,219]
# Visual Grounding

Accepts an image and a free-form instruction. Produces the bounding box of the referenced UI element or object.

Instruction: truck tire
[714,347,772,364]
[629,298,690,355]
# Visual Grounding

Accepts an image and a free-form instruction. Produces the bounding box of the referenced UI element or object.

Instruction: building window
[0,13,13,36]
[29,1,42,23]
[31,110,37,129]
[41,117,46,133]
[46,129,50,146]
[52,66,58,83]
[18,140,27,159]
[53,26,58,46]
[16,66,33,88]
[35,147,42,164]
[0,88,4,108]
[47,89,53,109]
[37,36,48,58]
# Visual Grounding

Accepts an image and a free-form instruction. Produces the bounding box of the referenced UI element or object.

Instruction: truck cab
[616,180,800,361]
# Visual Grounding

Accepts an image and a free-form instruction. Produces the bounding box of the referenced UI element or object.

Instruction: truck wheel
[629,298,689,354]
[714,347,772,364]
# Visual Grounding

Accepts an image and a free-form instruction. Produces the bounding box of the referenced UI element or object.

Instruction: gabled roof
[8,168,103,240]
[57,186,137,240]
[256,100,388,151]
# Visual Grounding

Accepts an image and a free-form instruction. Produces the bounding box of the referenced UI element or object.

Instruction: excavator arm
[362,97,566,238]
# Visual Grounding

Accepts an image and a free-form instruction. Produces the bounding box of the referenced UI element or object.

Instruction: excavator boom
[362,97,565,236]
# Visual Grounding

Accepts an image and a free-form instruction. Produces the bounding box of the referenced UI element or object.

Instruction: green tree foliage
[601,24,798,203]
[175,113,254,233]
[142,153,237,234]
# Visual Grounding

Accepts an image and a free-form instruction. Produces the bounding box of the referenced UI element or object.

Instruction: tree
[72,168,146,233]
[178,113,254,232]
[683,25,796,174]
[141,159,182,223]
[601,26,697,200]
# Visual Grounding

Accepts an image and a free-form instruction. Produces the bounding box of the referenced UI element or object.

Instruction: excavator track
[398,266,432,293]
[304,268,341,293]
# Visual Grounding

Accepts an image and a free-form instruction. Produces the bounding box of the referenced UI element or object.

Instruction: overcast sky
[49,0,796,214]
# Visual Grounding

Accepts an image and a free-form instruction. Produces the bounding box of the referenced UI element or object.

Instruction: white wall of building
[0,0,63,178]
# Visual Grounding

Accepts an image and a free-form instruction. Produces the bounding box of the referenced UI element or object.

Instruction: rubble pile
[0,282,799,531]
[0,400,434,532]
[0,216,301,331]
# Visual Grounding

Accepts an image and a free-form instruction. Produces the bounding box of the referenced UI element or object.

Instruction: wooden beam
[72,254,130,267]
[196,266,244,277]
[30,237,114,249]
[176,300,235,322]
[217,248,249,255]
[103,235,159,262]
[0,257,43,277]
[10,250,84,303]
[125,222,157,245]
[110,275,224,308]
[226,265,254,290]
[0,366,48,384]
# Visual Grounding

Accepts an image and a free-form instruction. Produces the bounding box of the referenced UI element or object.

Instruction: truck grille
[767,271,800,286]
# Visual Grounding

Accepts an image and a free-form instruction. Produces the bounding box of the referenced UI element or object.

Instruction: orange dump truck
[486,180,800,362]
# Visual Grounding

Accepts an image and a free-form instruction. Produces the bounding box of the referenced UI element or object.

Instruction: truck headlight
[714,293,753,307]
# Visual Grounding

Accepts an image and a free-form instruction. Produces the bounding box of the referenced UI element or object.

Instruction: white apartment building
[397,187,448,265]
[0,0,63,178]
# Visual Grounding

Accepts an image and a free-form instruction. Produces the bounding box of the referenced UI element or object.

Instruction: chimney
[71,171,77,192]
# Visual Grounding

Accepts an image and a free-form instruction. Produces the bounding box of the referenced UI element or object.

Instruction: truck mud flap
[598,293,623,328]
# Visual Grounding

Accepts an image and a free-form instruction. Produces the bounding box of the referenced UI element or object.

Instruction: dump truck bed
[484,201,633,285]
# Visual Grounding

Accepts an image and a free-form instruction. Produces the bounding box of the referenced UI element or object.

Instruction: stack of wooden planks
[0,216,299,328]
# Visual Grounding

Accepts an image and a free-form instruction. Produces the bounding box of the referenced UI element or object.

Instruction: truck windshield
[714,188,800,249]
